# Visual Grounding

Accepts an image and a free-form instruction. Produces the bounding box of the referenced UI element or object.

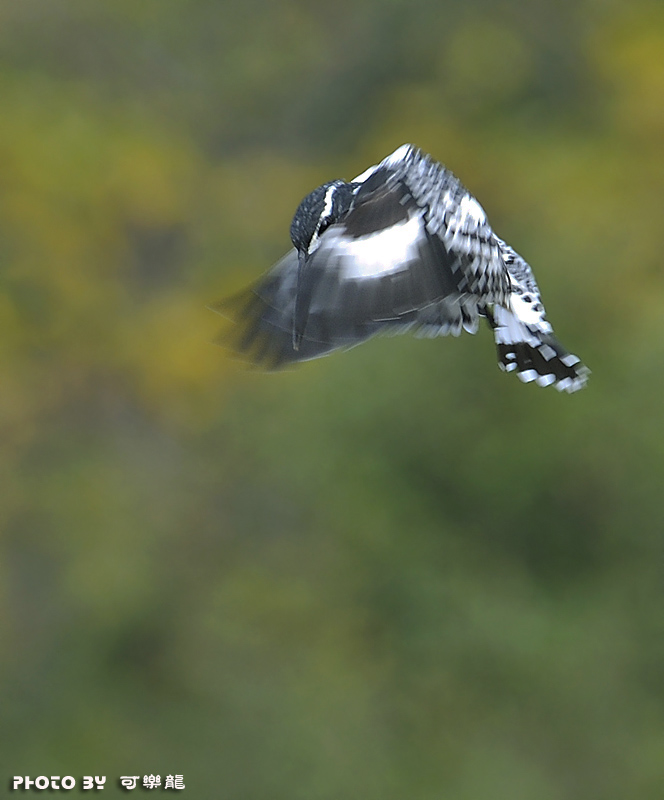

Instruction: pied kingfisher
[216,144,589,392]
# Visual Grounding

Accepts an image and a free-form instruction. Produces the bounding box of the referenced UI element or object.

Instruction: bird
[215,144,589,392]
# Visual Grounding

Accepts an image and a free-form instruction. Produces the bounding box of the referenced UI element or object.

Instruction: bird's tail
[486,305,589,393]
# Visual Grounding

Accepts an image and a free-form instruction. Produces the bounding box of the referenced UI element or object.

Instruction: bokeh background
[2,1,664,797]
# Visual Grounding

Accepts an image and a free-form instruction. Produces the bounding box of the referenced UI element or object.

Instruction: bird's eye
[523,294,532,303]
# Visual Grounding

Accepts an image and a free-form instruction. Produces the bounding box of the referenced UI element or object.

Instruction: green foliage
[2,1,664,797]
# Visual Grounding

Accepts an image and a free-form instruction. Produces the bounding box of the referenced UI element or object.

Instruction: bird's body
[218,144,588,392]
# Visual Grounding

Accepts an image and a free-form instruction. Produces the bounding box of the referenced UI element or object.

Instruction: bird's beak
[292,249,308,350]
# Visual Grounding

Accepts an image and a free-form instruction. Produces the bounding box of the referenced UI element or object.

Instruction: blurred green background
[2,0,664,797]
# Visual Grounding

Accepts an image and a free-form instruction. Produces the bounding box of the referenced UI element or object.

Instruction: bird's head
[289,180,356,257]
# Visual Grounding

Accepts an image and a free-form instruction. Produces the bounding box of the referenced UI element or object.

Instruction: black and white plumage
[217,144,588,392]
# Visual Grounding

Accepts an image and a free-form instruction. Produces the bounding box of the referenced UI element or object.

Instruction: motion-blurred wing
[215,249,381,368]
